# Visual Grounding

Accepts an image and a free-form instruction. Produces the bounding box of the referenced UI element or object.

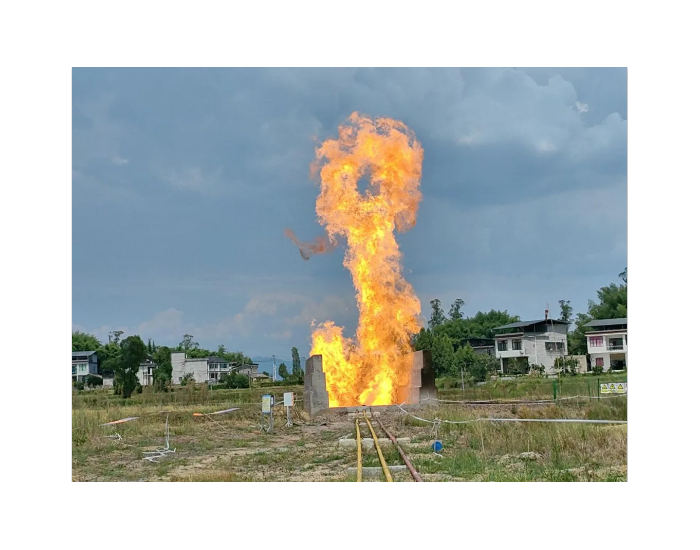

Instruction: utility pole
[272,355,277,383]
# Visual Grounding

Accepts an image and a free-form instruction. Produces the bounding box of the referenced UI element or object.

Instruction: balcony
[607,344,625,351]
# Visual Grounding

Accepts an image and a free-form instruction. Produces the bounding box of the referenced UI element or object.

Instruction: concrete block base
[304,350,436,417]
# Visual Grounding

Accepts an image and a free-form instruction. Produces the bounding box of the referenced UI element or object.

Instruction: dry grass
[73,389,626,482]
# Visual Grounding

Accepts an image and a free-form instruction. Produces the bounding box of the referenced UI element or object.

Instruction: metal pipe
[363,412,393,482]
[372,410,423,482]
[355,418,362,482]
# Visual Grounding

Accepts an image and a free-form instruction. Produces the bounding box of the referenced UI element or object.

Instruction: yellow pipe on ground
[364,412,393,482]
[355,418,362,482]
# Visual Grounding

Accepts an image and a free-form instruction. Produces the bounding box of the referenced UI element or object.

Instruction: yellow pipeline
[364,412,393,482]
[355,418,362,482]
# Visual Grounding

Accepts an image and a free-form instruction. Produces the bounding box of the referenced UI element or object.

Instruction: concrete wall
[586,331,628,355]
[590,352,611,372]
[171,352,209,384]
[303,355,329,417]
[303,350,437,416]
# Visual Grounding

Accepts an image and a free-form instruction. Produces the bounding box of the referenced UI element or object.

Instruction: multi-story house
[494,315,569,375]
[584,318,627,372]
[72,350,99,382]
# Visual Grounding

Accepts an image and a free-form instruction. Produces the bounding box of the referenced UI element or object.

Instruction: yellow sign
[601,382,627,394]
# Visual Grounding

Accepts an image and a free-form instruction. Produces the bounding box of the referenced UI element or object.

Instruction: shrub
[220,373,250,389]
[592,365,604,375]
[180,373,195,386]
[529,364,545,376]
[85,375,103,388]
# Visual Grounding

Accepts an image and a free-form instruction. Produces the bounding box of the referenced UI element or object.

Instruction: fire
[309,112,423,407]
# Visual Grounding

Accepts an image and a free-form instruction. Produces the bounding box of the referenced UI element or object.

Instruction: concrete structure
[139,358,157,386]
[494,318,568,375]
[584,318,627,372]
[171,352,266,384]
[72,351,99,382]
[206,356,231,383]
[303,350,437,417]
[397,349,437,404]
[304,356,329,416]
[171,352,211,384]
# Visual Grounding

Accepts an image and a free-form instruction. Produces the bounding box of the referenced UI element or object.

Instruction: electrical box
[283,392,294,407]
[262,394,272,414]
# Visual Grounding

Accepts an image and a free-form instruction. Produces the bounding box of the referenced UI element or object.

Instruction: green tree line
[412,267,627,378]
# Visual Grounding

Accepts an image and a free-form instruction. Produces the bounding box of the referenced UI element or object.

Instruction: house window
[595,357,604,367]
[589,336,603,348]
[556,342,564,351]
[545,342,556,352]
[497,341,508,352]
[512,340,522,351]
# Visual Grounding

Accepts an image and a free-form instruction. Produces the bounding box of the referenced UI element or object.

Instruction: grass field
[72,376,627,482]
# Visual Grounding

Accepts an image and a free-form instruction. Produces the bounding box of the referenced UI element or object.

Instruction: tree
[72,331,102,352]
[619,267,627,284]
[588,283,627,320]
[278,363,289,379]
[448,298,465,321]
[220,373,250,389]
[179,334,199,351]
[568,271,628,355]
[85,374,103,388]
[469,353,499,382]
[413,328,433,353]
[109,330,124,345]
[453,344,475,380]
[153,345,173,392]
[217,344,227,356]
[428,299,447,329]
[559,300,573,325]
[291,347,301,376]
[116,335,147,398]
[99,341,122,379]
[433,309,519,342]
[430,334,457,377]
[569,312,593,356]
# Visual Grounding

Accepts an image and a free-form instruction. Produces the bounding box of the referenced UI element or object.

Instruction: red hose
[372,410,423,482]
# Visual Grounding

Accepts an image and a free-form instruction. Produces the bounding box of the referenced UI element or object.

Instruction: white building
[139,358,157,386]
[584,318,627,372]
[72,351,99,382]
[494,318,569,375]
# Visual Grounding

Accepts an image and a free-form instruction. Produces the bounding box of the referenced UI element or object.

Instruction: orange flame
[309,112,423,407]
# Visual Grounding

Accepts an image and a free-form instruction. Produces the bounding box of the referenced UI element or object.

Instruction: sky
[72,67,627,370]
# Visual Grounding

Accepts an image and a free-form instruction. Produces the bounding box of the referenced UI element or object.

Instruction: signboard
[283,392,294,407]
[262,394,273,414]
[600,382,627,395]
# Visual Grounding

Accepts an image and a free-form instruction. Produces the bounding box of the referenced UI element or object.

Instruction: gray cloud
[72,68,627,356]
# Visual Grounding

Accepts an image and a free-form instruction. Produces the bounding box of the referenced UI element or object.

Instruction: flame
[309,112,423,407]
